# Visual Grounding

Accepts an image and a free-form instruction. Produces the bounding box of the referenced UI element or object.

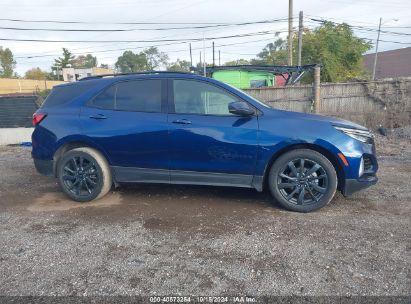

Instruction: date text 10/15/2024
[149,296,256,303]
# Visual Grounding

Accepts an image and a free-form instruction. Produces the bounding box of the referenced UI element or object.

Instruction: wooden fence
[0,78,65,95]
[244,77,411,129]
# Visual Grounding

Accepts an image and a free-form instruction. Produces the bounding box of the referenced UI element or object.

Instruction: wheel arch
[262,143,345,192]
[52,138,111,177]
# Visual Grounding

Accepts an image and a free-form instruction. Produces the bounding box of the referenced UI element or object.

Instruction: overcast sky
[1,0,410,75]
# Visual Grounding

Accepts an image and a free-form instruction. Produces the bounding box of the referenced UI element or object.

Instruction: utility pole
[212,41,215,66]
[297,10,303,66]
[313,65,321,113]
[199,52,202,69]
[202,33,206,76]
[189,43,193,67]
[288,0,293,65]
[372,17,382,80]
[219,50,221,66]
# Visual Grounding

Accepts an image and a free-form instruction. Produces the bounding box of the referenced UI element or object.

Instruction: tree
[167,59,191,72]
[251,38,288,65]
[53,48,75,69]
[296,22,372,82]
[0,46,16,78]
[143,47,168,70]
[115,47,168,73]
[25,67,48,80]
[72,54,97,68]
[99,63,109,69]
[224,59,251,66]
[115,51,148,73]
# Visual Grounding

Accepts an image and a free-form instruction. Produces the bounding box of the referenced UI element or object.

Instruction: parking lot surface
[0,131,410,296]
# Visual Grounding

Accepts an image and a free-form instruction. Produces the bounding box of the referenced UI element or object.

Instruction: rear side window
[91,85,116,109]
[116,80,161,112]
[89,79,162,113]
[42,82,96,108]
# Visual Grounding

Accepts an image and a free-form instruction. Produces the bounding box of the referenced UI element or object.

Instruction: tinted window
[90,85,115,109]
[173,80,238,115]
[42,81,96,108]
[115,80,161,112]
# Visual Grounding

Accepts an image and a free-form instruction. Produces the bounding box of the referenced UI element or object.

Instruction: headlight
[359,157,364,177]
[334,126,374,144]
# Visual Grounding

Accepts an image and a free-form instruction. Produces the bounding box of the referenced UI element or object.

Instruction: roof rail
[78,71,196,81]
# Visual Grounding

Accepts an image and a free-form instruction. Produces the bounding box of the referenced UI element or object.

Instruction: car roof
[80,71,205,82]
[54,72,211,89]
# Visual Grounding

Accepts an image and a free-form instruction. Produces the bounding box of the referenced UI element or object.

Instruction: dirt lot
[0,130,410,297]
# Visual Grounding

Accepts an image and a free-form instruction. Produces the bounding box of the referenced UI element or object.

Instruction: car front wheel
[268,149,337,212]
[57,147,112,202]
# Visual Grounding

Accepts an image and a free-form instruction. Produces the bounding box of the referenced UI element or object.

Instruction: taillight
[32,112,47,127]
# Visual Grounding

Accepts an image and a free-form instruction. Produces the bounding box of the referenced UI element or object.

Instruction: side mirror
[228,101,255,116]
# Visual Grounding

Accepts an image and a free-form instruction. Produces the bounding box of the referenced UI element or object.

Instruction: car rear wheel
[57,147,112,202]
[268,149,337,212]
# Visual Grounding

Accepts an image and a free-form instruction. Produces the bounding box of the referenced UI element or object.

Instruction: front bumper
[343,175,378,196]
[33,158,54,176]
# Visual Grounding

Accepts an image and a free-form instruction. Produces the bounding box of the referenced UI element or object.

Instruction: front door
[168,78,259,187]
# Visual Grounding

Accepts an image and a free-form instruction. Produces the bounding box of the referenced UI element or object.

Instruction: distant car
[32,72,378,212]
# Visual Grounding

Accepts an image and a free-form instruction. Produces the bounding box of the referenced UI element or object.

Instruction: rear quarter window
[42,82,96,108]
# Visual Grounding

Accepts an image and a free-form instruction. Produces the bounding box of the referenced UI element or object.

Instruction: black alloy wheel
[268,149,337,212]
[277,158,329,206]
[61,156,99,198]
[57,147,112,202]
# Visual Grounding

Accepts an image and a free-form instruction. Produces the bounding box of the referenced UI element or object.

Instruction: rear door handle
[172,119,192,125]
[89,114,107,120]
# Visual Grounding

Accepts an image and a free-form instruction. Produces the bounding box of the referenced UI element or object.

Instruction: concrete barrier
[0,128,33,145]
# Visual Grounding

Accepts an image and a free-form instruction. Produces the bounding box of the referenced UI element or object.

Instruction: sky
[1,0,410,76]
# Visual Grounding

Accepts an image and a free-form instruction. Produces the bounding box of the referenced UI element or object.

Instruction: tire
[57,147,112,202]
[268,149,337,212]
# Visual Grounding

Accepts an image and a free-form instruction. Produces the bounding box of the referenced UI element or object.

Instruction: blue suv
[32,72,378,212]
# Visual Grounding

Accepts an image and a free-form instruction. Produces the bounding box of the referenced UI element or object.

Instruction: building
[363,47,411,79]
[62,67,115,82]
[211,70,276,89]
[207,65,315,89]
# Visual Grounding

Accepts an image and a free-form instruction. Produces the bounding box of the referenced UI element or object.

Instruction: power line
[16,37,277,61]
[0,19,289,32]
[307,18,411,36]
[0,30,280,43]
[0,17,293,25]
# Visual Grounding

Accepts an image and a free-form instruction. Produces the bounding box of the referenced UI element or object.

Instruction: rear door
[80,78,170,183]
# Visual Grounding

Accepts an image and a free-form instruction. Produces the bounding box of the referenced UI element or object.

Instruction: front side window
[173,79,238,115]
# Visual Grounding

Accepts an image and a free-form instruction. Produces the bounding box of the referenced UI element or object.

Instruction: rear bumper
[343,175,378,196]
[33,158,54,176]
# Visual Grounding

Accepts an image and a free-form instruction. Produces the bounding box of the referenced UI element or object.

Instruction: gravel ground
[0,131,410,297]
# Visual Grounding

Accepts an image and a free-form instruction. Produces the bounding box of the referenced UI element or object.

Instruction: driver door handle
[172,119,192,125]
[89,114,107,120]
